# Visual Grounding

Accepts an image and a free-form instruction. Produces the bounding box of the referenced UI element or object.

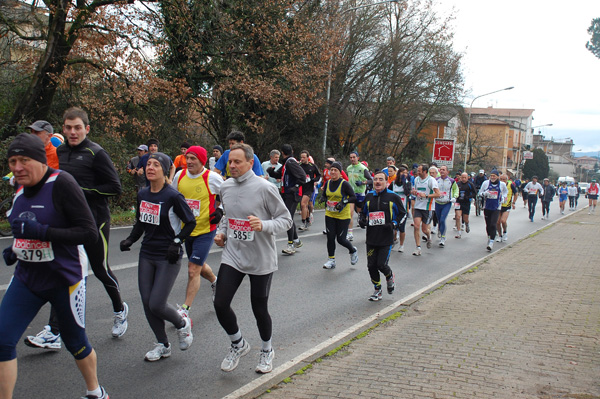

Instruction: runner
[298,150,321,232]
[137,138,176,183]
[209,145,223,171]
[574,182,581,209]
[524,176,544,222]
[26,107,128,350]
[428,166,439,235]
[389,165,411,252]
[381,156,396,176]
[173,142,191,173]
[266,144,305,255]
[587,179,599,214]
[0,134,108,399]
[557,181,568,216]
[120,152,195,362]
[496,174,518,242]
[213,143,292,374]
[478,169,507,251]
[127,144,148,193]
[319,161,358,269]
[540,178,556,219]
[567,182,578,211]
[28,120,59,169]
[172,146,222,323]
[261,150,282,190]
[410,164,440,256]
[434,165,457,247]
[474,169,487,217]
[346,151,372,241]
[213,131,263,178]
[358,171,406,301]
[520,178,529,208]
[453,172,477,239]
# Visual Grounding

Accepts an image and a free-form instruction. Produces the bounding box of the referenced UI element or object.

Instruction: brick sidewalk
[258,209,600,399]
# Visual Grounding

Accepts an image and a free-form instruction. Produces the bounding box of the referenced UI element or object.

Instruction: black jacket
[57,138,122,224]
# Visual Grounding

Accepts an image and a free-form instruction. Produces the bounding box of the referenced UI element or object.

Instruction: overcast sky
[436,0,600,154]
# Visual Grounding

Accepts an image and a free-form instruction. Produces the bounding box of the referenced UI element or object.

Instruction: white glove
[450,198,456,203]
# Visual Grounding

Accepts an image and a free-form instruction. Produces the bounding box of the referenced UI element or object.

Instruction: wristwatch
[173,237,181,245]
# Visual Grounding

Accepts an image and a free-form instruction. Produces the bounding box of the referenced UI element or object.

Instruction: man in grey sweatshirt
[213,143,292,374]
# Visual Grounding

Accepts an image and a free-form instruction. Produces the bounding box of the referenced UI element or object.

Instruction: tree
[157,0,338,151]
[0,0,174,138]
[522,148,549,179]
[586,18,600,59]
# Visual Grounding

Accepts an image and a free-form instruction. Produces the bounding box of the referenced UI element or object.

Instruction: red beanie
[186,146,208,165]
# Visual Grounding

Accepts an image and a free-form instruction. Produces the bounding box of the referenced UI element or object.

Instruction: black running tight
[213,264,273,342]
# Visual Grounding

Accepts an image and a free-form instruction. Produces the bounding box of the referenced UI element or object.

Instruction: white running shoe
[350,247,359,265]
[502,233,508,242]
[80,385,109,399]
[486,240,494,251]
[368,288,383,301]
[24,325,62,349]
[282,243,296,255]
[323,259,336,269]
[293,239,303,248]
[431,227,437,234]
[437,229,442,239]
[386,274,396,294]
[426,238,432,249]
[541,216,545,220]
[496,236,502,242]
[221,339,251,372]
[177,317,193,350]
[346,232,354,241]
[176,304,193,327]
[412,247,422,256]
[145,343,171,362]
[112,302,129,338]
[255,349,275,374]
[398,245,404,253]
[439,237,446,247]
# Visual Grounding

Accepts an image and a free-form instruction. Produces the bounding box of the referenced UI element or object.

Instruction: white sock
[262,339,272,352]
[229,331,242,345]
[87,387,102,397]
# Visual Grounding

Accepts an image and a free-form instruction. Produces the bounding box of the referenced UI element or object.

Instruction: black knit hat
[330,161,343,172]
[148,152,171,175]
[8,133,47,164]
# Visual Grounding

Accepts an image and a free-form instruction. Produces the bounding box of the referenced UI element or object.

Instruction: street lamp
[463,86,514,171]
[322,0,399,158]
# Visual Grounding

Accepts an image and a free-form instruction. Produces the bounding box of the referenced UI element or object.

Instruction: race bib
[228,218,254,241]
[186,199,201,217]
[326,200,339,212]
[454,202,461,209]
[13,239,54,262]
[368,211,385,226]
[139,200,161,225]
[529,188,537,195]
[488,191,498,199]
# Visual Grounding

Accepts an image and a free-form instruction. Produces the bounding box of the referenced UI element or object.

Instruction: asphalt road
[0,200,569,398]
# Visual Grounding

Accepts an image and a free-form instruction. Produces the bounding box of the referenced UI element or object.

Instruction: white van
[557,176,575,184]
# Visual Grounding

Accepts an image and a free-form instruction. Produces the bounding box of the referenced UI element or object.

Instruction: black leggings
[568,196,575,208]
[325,216,354,257]
[367,244,393,287]
[542,200,551,216]
[213,264,273,342]
[282,193,299,242]
[528,195,538,219]
[138,256,185,344]
[483,209,500,239]
[49,222,123,331]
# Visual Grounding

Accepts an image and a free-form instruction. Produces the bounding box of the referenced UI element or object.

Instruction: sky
[435,0,600,155]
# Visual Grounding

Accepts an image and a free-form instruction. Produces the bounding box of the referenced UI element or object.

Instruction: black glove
[3,246,17,266]
[334,202,344,211]
[11,218,48,240]
[355,180,363,186]
[209,208,223,225]
[167,241,182,263]
[266,166,275,176]
[358,213,367,229]
[120,239,133,252]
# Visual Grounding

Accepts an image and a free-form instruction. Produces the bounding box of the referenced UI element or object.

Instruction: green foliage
[586,18,600,59]
[522,148,549,179]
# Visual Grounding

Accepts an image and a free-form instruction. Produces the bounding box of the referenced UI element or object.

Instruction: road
[0,201,569,398]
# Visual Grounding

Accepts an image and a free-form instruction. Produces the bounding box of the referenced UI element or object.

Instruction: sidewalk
[256,208,600,399]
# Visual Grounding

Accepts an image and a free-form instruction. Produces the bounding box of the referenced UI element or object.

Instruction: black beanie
[8,133,47,164]
[330,161,343,172]
[148,152,171,176]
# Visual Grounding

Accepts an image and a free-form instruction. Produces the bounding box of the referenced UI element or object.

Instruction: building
[463,107,535,176]
[531,134,576,178]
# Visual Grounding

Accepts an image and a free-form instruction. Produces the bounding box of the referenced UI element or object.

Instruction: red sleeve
[342,171,349,181]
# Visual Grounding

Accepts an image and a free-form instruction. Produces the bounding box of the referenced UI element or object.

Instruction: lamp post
[322,0,398,158]
[463,86,514,171]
